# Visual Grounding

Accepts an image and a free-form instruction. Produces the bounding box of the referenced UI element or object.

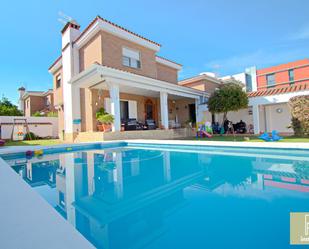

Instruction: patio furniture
[234,120,247,134]
[145,119,156,130]
[124,119,143,131]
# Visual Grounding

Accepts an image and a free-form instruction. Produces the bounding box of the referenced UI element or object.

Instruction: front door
[188,103,196,123]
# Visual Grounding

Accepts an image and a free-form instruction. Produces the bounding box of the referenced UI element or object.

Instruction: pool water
[3,143,309,249]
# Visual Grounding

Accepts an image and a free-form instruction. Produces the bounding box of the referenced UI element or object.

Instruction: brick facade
[256,59,309,91]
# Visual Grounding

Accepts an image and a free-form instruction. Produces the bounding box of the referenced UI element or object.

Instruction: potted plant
[96,108,114,132]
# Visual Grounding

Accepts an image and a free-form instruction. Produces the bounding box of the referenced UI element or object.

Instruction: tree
[0,97,23,116]
[207,83,248,123]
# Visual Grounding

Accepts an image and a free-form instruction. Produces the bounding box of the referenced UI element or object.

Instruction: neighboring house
[48,16,206,140]
[179,72,246,92]
[18,87,55,116]
[248,59,309,134]
[255,59,309,91]
[185,59,309,134]
[179,72,247,124]
[179,72,222,92]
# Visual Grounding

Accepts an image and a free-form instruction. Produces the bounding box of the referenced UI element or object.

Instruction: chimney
[61,20,80,49]
[61,20,82,134]
[18,86,26,112]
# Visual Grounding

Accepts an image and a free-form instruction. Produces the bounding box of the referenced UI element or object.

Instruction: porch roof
[70,64,208,99]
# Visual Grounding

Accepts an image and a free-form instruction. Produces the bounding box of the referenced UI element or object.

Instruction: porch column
[252,105,260,134]
[108,83,121,132]
[160,91,169,129]
[195,98,199,126]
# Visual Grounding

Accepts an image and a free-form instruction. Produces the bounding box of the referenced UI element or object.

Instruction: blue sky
[1,0,309,104]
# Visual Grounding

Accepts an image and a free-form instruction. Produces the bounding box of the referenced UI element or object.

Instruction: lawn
[4,139,63,146]
[190,135,309,143]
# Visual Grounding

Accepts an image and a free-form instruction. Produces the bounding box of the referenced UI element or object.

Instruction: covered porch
[63,64,205,141]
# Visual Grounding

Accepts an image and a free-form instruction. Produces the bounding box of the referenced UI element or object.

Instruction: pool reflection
[8,147,309,249]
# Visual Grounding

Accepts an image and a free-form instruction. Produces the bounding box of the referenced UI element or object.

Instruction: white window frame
[122,47,141,69]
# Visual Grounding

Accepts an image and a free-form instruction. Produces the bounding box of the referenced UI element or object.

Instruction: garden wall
[0,116,58,139]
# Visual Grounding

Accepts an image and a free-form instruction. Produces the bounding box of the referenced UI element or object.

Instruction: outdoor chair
[145,119,156,130]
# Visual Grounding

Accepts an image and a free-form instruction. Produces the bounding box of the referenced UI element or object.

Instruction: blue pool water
[2,143,309,249]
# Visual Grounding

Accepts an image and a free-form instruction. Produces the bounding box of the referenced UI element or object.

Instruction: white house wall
[213,103,292,133]
[215,108,253,126]
[263,103,292,133]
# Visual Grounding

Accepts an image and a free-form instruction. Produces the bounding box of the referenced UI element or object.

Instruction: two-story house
[48,16,206,141]
[18,87,55,116]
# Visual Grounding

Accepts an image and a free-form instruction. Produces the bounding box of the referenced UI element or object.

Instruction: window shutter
[122,47,140,60]
[128,100,137,119]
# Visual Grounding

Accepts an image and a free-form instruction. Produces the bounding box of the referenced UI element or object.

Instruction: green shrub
[24,132,37,140]
[96,107,107,119]
[95,107,114,124]
[47,111,58,117]
[32,111,44,117]
[289,95,309,136]
[97,113,114,124]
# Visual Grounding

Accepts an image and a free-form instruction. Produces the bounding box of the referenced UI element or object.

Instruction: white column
[108,83,121,132]
[252,105,260,134]
[113,152,123,199]
[195,98,199,126]
[87,152,95,195]
[64,153,76,227]
[160,91,169,129]
[163,151,171,183]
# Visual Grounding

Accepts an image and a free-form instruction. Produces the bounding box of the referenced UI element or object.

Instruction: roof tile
[248,83,309,98]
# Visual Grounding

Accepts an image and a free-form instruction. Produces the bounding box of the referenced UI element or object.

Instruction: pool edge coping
[1,139,309,156]
[0,155,95,249]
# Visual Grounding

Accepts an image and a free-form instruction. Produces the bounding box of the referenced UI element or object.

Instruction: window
[45,97,50,107]
[266,73,275,87]
[245,73,252,92]
[288,69,294,84]
[56,74,61,88]
[122,47,141,69]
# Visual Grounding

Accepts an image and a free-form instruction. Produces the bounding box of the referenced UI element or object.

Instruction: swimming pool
[2,142,309,249]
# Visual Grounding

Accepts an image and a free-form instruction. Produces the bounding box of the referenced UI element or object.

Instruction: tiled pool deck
[0,140,308,249]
